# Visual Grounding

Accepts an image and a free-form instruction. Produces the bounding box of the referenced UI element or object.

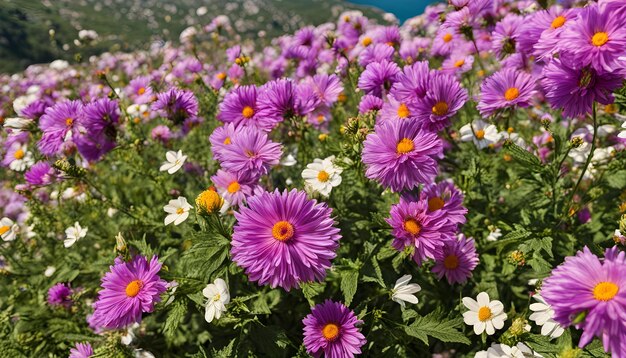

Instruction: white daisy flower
[8,144,34,172]
[301,156,343,197]
[460,120,501,149]
[529,294,564,339]
[462,292,507,335]
[0,217,19,242]
[3,117,33,133]
[391,274,421,308]
[159,150,187,174]
[44,266,56,277]
[127,103,150,121]
[64,222,88,248]
[487,226,502,242]
[203,278,230,323]
[164,196,192,225]
[475,342,542,358]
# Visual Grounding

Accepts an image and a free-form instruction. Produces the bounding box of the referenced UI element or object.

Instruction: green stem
[566,103,597,215]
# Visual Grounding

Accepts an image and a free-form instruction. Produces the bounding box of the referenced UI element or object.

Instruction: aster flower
[462,292,507,335]
[541,246,626,356]
[90,255,167,330]
[64,222,88,248]
[358,43,394,68]
[47,282,73,307]
[559,4,626,73]
[357,60,400,98]
[390,61,431,102]
[477,68,536,117]
[529,294,565,339]
[441,52,474,76]
[414,73,468,132]
[218,85,277,131]
[256,78,296,121]
[491,14,524,59]
[209,123,237,162]
[391,274,421,308]
[432,234,479,285]
[309,74,344,106]
[527,7,580,61]
[69,342,93,358]
[210,169,258,207]
[163,197,192,226]
[75,98,120,162]
[203,278,230,323]
[302,300,366,358]
[219,126,282,177]
[151,88,198,124]
[150,125,172,144]
[459,119,501,149]
[302,156,343,197]
[387,199,455,266]
[362,119,443,192]
[126,76,154,104]
[231,189,341,290]
[159,150,187,174]
[378,96,418,125]
[358,94,384,114]
[419,180,467,226]
[38,100,82,156]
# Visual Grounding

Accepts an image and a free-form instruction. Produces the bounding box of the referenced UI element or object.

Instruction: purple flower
[38,100,82,156]
[231,189,341,290]
[75,98,120,162]
[378,96,418,125]
[210,169,259,207]
[125,76,154,104]
[387,198,455,266]
[47,283,73,307]
[257,78,296,120]
[69,342,93,358]
[218,85,279,131]
[357,60,400,98]
[491,14,524,59]
[21,99,50,120]
[559,4,626,73]
[209,123,238,162]
[419,180,468,227]
[432,234,479,285]
[295,81,322,116]
[90,255,167,329]
[302,300,366,358]
[219,126,282,177]
[477,68,536,117]
[542,247,626,356]
[358,94,384,114]
[390,61,431,103]
[441,52,474,76]
[358,43,394,68]
[25,161,56,186]
[362,119,443,192]
[151,88,198,124]
[309,74,344,106]
[414,73,468,132]
[151,125,172,144]
[541,57,623,118]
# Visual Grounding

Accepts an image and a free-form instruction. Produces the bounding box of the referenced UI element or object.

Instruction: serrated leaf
[302,282,326,306]
[341,269,359,306]
[404,310,470,345]
[211,340,236,358]
[163,298,187,339]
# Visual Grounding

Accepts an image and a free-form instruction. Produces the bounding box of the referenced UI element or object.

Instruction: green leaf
[211,340,236,358]
[163,297,187,339]
[404,310,470,346]
[341,269,359,307]
[302,282,326,306]
[503,140,543,171]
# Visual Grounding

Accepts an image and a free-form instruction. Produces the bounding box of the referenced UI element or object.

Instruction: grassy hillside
[0,0,384,74]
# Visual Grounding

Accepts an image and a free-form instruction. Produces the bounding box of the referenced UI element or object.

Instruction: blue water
[348,0,435,23]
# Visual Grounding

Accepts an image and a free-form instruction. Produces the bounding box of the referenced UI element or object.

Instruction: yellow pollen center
[125,280,143,297]
[403,218,421,236]
[428,197,445,212]
[397,103,410,118]
[176,208,185,215]
[362,37,372,46]
[454,59,465,67]
[317,114,325,123]
[14,149,25,160]
[475,129,485,139]
[223,137,231,145]
[432,101,449,116]
[242,106,255,119]
[504,87,520,101]
[322,323,340,341]
[213,293,221,302]
[0,226,10,236]
[227,181,240,193]
[216,72,227,80]
[592,32,609,47]
[478,306,492,321]
[551,16,566,29]
[396,138,414,154]
[317,170,330,182]
[443,254,459,269]
[137,87,146,95]
[272,221,294,241]
[593,282,619,301]
[443,33,453,43]
[65,118,73,126]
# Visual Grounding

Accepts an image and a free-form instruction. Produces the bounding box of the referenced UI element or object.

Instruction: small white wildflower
[301,156,343,197]
[462,292,507,335]
[391,274,421,308]
[64,222,88,248]
[529,294,565,339]
[487,226,502,242]
[459,120,501,149]
[163,196,192,226]
[203,278,230,323]
[0,217,19,242]
[159,150,187,174]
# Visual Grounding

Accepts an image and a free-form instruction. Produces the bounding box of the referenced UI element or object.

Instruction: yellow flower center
[403,218,421,236]
[125,279,143,297]
[14,149,25,160]
[216,72,227,80]
[65,118,73,127]
[272,221,294,241]
[428,197,445,212]
[604,104,617,114]
[591,32,609,47]
[223,137,231,145]
[454,59,465,68]
[322,323,340,341]
[443,254,459,269]
[227,181,240,193]
[431,101,449,116]
[504,87,520,101]
[396,138,414,154]
[137,87,146,95]
[317,114,325,123]
[242,106,255,119]
[362,36,372,46]
[443,33,453,43]
[317,170,330,182]
[478,306,492,321]
[593,282,619,301]
[0,226,10,236]
[213,293,221,302]
[397,103,410,118]
[475,129,485,139]
[176,207,185,215]
[551,16,566,29]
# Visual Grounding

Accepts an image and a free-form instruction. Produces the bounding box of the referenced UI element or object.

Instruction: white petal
[462,297,479,311]
[394,293,418,305]
[64,238,76,248]
[476,292,490,306]
[394,274,412,289]
[463,311,478,325]
[205,304,216,323]
[173,212,189,225]
[166,151,177,163]
[485,321,495,335]
[473,321,485,335]
[164,214,177,226]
